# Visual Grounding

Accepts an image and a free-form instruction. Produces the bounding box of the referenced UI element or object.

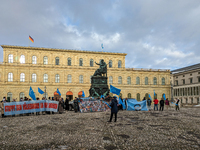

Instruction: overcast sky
[0,0,200,70]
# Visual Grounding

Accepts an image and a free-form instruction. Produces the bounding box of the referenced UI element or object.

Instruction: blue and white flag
[110,85,121,95]
[29,86,36,100]
[57,88,61,96]
[149,94,152,100]
[126,99,148,111]
[101,43,104,49]
[100,95,104,99]
[38,87,44,95]
[119,97,126,110]
[163,93,166,100]
[82,91,85,97]
[154,90,156,96]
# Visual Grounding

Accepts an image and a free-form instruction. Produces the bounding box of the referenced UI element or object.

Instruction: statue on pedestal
[89,59,110,97]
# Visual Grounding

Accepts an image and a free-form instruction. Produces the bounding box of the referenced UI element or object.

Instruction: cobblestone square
[0,107,200,150]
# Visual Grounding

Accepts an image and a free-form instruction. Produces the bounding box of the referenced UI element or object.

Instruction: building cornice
[1,45,127,56]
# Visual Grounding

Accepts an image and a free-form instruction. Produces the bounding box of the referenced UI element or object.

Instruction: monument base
[89,76,110,98]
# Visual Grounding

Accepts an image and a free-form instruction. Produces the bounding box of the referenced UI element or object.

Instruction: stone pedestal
[89,76,110,98]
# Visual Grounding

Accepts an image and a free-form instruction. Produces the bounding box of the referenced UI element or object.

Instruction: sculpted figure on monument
[93,59,107,76]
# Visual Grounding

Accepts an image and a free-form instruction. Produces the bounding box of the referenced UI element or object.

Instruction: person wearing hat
[108,96,118,122]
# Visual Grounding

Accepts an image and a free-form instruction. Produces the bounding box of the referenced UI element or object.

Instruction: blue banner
[118,97,126,109]
[126,99,148,111]
[4,100,59,116]
[110,85,121,95]
[29,86,36,100]
[38,87,44,94]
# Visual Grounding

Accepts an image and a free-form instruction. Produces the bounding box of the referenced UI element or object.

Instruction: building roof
[1,45,127,56]
[171,63,200,74]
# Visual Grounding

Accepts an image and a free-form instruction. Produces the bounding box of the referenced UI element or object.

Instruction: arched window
[162,77,165,85]
[20,73,25,82]
[128,93,131,98]
[145,77,148,85]
[32,56,37,64]
[32,73,37,82]
[43,56,48,65]
[118,76,122,84]
[79,58,83,66]
[55,57,59,65]
[7,92,12,102]
[136,77,140,85]
[67,74,72,83]
[90,59,93,67]
[137,93,140,101]
[8,54,13,63]
[55,74,60,83]
[109,76,113,84]
[19,92,25,100]
[20,55,25,64]
[154,93,157,99]
[68,57,71,66]
[79,75,83,83]
[118,60,122,68]
[109,60,112,68]
[43,74,48,82]
[127,76,131,84]
[8,73,13,82]
[153,77,157,85]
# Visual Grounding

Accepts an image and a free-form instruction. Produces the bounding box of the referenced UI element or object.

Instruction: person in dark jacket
[74,97,79,113]
[147,98,152,111]
[65,97,69,111]
[159,98,165,111]
[108,96,118,122]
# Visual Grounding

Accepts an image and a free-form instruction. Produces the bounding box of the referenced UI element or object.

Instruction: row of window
[7,73,166,85]
[175,77,200,85]
[109,76,166,85]
[174,86,200,97]
[8,54,122,68]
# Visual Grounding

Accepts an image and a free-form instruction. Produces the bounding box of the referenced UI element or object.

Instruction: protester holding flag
[58,98,64,114]
[108,96,118,122]
[159,98,165,111]
[175,98,180,111]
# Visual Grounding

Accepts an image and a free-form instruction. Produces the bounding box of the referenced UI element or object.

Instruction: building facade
[0,45,171,101]
[171,63,200,105]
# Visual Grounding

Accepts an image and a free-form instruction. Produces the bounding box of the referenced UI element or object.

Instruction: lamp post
[45,86,47,99]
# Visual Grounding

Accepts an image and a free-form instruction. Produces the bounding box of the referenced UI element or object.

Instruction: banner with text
[79,100,110,113]
[4,100,59,116]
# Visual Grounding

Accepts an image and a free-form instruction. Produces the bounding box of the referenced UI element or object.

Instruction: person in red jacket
[153,98,159,111]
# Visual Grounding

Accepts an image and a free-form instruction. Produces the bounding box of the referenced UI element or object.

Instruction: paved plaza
[0,107,200,150]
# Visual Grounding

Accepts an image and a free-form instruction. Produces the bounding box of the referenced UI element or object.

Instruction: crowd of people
[1,95,180,119]
[0,96,71,118]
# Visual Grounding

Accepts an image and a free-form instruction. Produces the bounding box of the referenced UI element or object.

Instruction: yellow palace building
[0,45,171,101]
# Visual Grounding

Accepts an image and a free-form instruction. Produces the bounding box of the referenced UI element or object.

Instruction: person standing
[175,98,180,111]
[159,98,165,111]
[108,96,118,122]
[165,98,170,110]
[58,98,64,114]
[125,98,128,110]
[147,98,152,111]
[65,97,69,111]
[1,100,5,118]
[74,97,79,113]
[153,98,159,111]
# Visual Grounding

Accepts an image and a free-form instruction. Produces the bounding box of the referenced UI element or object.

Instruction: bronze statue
[93,59,107,76]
